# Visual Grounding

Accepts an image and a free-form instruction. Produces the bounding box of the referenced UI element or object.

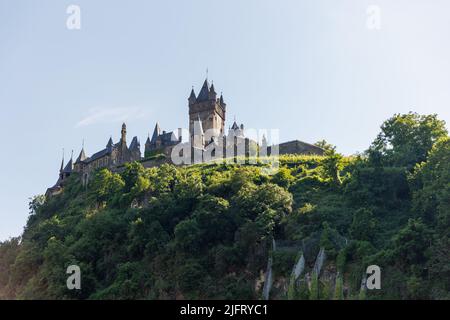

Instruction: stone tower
[188,79,226,147]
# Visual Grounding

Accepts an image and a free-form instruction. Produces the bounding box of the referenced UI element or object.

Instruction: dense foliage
[0,112,448,300]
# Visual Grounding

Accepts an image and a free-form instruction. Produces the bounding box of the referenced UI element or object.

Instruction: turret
[197,79,210,102]
[209,82,217,100]
[151,122,161,144]
[129,136,141,161]
[189,87,197,105]
[75,148,87,163]
[106,137,114,151]
[59,151,65,173]
[188,78,226,147]
[121,123,127,143]
[219,93,226,110]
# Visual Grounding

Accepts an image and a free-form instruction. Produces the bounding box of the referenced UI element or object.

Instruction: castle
[46,79,324,197]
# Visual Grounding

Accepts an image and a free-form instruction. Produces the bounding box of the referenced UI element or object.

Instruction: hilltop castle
[46,79,323,197]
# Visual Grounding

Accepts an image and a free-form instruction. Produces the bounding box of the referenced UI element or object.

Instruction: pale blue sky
[1,0,449,240]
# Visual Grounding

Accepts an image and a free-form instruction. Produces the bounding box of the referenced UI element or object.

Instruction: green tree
[333,275,344,300]
[322,149,344,185]
[90,169,125,204]
[369,113,447,168]
[349,208,377,241]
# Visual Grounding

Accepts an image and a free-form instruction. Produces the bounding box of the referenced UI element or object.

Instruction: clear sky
[1,0,449,241]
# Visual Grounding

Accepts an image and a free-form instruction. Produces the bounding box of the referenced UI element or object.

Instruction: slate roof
[87,148,111,163]
[62,158,73,173]
[129,136,140,150]
[197,79,210,102]
[75,148,87,163]
[159,131,177,144]
[151,123,161,143]
[189,88,197,102]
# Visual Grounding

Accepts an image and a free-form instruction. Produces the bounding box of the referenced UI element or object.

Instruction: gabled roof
[231,121,239,130]
[159,131,177,144]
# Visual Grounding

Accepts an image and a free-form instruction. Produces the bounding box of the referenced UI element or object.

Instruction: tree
[349,208,377,241]
[322,149,344,185]
[0,237,20,299]
[410,137,450,296]
[309,274,319,300]
[368,113,447,168]
[271,167,295,188]
[174,219,201,252]
[410,137,450,225]
[315,140,335,152]
[90,169,125,204]
[334,275,344,300]
[392,219,431,272]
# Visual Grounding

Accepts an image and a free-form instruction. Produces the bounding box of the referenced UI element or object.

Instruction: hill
[0,112,449,300]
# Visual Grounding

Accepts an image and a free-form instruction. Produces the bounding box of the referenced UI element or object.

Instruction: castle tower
[188,79,226,147]
[118,123,129,163]
[121,123,127,143]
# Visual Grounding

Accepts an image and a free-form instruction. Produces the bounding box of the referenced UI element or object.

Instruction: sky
[1,0,449,241]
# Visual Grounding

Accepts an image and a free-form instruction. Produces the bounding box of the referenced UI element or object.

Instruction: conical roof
[197,79,210,101]
[151,122,161,143]
[75,148,87,163]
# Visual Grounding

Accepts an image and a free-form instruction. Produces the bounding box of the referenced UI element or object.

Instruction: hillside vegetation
[0,113,449,300]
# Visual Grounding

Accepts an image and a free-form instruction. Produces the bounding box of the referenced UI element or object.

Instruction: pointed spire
[151,122,161,143]
[231,120,239,130]
[60,149,65,173]
[220,92,224,104]
[209,81,217,100]
[130,136,140,150]
[197,79,210,102]
[121,123,127,142]
[189,87,196,104]
[63,151,74,173]
[76,148,86,163]
[145,133,151,145]
[106,136,113,148]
